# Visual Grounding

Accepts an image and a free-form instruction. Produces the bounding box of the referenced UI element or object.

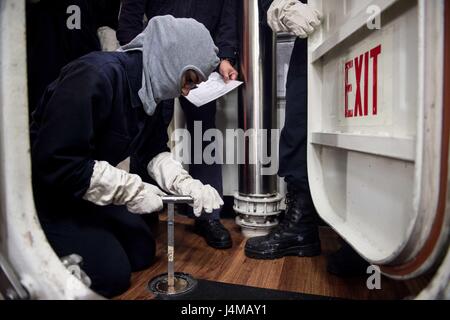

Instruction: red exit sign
[344,44,382,118]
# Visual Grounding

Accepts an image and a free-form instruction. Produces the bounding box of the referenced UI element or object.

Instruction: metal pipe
[162,195,194,205]
[238,0,278,197]
[148,196,197,297]
[166,202,175,294]
[161,196,193,294]
[234,0,282,238]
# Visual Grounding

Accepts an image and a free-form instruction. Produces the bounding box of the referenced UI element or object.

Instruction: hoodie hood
[119,15,220,115]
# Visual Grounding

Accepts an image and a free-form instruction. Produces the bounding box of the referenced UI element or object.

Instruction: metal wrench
[161,195,194,294]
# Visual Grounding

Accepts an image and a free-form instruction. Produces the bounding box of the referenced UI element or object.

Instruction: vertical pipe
[167,203,175,294]
[234,0,282,238]
[238,0,277,197]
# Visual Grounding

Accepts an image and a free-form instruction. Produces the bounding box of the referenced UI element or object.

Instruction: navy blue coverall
[30,51,167,297]
[260,0,311,195]
[117,0,239,220]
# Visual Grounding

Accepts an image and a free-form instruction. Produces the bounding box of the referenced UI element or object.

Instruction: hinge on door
[60,254,92,288]
[0,253,30,300]
[0,253,91,300]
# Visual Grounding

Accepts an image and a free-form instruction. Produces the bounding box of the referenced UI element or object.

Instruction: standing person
[245,0,370,277]
[31,16,223,297]
[117,0,239,249]
[26,0,121,114]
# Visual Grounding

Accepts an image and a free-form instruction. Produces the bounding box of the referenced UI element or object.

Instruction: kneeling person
[30,16,223,298]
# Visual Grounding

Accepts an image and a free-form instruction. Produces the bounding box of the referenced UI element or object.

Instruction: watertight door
[308,0,449,279]
[0,0,99,299]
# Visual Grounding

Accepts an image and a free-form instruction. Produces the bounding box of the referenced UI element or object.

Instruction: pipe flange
[235,216,279,238]
[234,193,284,238]
[233,192,283,216]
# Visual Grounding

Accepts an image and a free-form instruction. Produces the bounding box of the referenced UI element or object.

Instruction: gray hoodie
[119,15,220,115]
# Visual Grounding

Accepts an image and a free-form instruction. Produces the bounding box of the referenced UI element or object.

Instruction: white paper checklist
[185,72,243,107]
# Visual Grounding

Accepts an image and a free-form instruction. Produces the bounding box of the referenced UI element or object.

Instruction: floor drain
[148,272,197,297]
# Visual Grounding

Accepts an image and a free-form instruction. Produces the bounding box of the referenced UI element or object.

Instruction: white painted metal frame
[311,133,415,162]
[311,0,400,63]
[396,0,447,275]
[0,0,100,299]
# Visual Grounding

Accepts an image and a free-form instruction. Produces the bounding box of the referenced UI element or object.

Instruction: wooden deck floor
[116,213,431,300]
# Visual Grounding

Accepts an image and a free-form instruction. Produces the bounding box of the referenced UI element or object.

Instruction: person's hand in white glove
[126,182,167,214]
[147,152,224,217]
[175,177,224,217]
[97,26,120,52]
[268,0,323,38]
[83,161,167,214]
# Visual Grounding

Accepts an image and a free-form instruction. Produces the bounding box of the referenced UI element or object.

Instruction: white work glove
[97,26,120,52]
[267,0,323,38]
[173,177,224,217]
[147,152,224,217]
[83,161,166,214]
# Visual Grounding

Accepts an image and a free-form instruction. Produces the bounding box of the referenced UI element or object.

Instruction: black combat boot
[194,219,232,249]
[327,242,370,277]
[245,185,321,259]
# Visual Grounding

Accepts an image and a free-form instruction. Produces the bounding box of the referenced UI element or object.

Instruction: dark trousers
[41,205,156,298]
[278,38,311,195]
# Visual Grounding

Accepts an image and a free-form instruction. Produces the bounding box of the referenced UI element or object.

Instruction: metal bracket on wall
[60,254,92,288]
[0,253,29,300]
